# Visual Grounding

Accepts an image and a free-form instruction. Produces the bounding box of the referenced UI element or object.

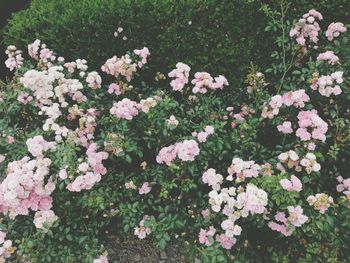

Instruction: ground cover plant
[0,2,350,263]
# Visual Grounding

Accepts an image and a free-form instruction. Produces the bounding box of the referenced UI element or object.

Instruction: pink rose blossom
[139,182,152,195]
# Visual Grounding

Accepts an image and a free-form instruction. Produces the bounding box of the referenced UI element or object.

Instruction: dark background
[0,0,30,80]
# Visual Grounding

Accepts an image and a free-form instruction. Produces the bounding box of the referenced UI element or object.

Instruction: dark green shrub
[3,0,272,86]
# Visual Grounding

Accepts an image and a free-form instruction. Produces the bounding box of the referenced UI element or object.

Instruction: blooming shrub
[0,5,350,263]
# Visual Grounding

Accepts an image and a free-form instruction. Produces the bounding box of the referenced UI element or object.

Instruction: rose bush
[0,6,350,263]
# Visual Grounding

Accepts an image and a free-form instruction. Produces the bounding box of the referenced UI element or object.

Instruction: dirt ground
[105,234,191,263]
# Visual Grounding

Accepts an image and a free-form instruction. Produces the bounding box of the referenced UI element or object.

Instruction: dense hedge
[2,0,272,86]
[3,0,350,83]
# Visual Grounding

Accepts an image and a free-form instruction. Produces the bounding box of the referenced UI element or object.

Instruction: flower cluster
[277,121,293,134]
[325,22,347,41]
[296,110,328,142]
[26,136,56,158]
[277,150,301,172]
[168,62,191,91]
[316,51,339,65]
[191,72,229,94]
[156,139,200,164]
[0,231,16,261]
[139,97,158,113]
[125,180,137,190]
[192,125,215,143]
[236,184,268,216]
[280,175,302,192]
[310,71,343,97]
[33,210,58,232]
[231,105,255,122]
[205,182,267,249]
[199,226,216,246]
[28,39,56,67]
[289,9,323,46]
[110,98,140,120]
[133,47,150,68]
[262,89,310,119]
[336,176,350,198]
[226,158,261,182]
[139,182,152,195]
[66,143,108,192]
[63,59,88,74]
[107,83,121,95]
[86,71,102,89]
[166,115,179,128]
[19,63,88,139]
[307,193,333,213]
[215,233,237,250]
[101,54,137,81]
[17,92,33,105]
[72,108,98,147]
[0,156,54,218]
[300,153,321,174]
[201,158,269,249]
[268,206,308,236]
[134,216,152,239]
[202,169,223,191]
[5,45,23,71]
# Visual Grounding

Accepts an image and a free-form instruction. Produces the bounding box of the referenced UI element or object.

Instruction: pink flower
[287,206,308,227]
[191,72,228,93]
[267,221,293,237]
[202,168,223,190]
[108,83,121,95]
[317,51,339,65]
[236,184,268,216]
[0,154,5,163]
[296,110,328,142]
[134,216,152,239]
[336,176,350,197]
[58,169,68,180]
[221,219,242,237]
[139,182,152,195]
[289,9,322,46]
[156,145,177,165]
[134,47,150,67]
[227,158,260,182]
[215,234,236,250]
[110,98,140,120]
[279,175,302,192]
[86,71,102,89]
[5,45,24,71]
[93,256,109,263]
[199,226,216,246]
[325,22,347,41]
[311,72,343,97]
[26,136,56,158]
[197,131,208,143]
[101,54,137,81]
[33,210,58,232]
[67,144,108,192]
[175,140,200,161]
[277,121,293,134]
[17,92,33,104]
[201,209,210,218]
[204,126,214,135]
[6,136,15,144]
